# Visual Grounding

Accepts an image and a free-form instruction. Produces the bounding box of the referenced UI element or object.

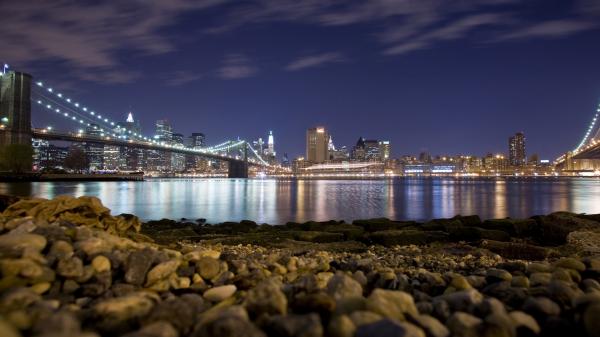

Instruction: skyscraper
[378,141,391,161]
[0,71,32,145]
[267,130,275,156]
[85,124,104,171]
[190,133,205,148]
[509,132,526,166]
[306,127,329,163]
[364,139,380,161]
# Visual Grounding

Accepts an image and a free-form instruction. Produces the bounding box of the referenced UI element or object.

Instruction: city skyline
[2,1,600,159]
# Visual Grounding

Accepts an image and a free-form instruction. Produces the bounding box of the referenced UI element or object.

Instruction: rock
[486,268,512,283]
[192,305,265,337]
[203,285,236,302]
[0,233,47,255]
[265,313,323,337]
[407,314,449,337]
[582,279,600,293]
[481,312,515,337]
[583,303,600,337]
[0,318,21,337]
[91,255,111,273]
[522,297,560,318]
[567,231,600,254]
[93,292,156,322]
[511,276,529,288]
[143,294,207,335]
[450,275,472,290]
[369,230,443,246]
[509,311,540,336]
[446,312,482,337]
[32,310,81,336]
[366,289,418,320]
[553,258,586,272]
[342,311,379,327]
[548,280,584,308]
[355,319,425,337]
[245,278,287,317]
[75,237,112,256]
[1,258,43,279]
[529,273,551,287]
[125,248,154,286]
[292,292,336,318]
[56,257,84,279]
[146,259,180,286]
[327,315,355,337]
[326,272,363,299]
[439,289,484,312]
[480,240,549,260]
[197,256,220,280]
[122,321,178,337]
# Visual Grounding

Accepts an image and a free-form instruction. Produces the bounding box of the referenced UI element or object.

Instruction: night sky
[2,0,600,160]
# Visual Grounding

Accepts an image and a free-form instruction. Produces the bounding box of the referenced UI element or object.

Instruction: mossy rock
[353,218,417,232]
[368,230,449,246]
[292,231,345,243]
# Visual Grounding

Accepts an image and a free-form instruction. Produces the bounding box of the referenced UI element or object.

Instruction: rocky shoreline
[0,195,599,337]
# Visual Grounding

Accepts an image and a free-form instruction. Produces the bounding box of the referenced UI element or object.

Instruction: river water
[1,178,600,224]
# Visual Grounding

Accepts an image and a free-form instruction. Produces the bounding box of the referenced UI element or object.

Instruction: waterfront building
[509,132,526,166]
[148,119,173,171]
[483,153,509,174]
[84,124,104,171]
[267,131,275,157]
[351,137,366,161]
[379,141,391,161]
[32,138,49,171]
[171,133,186,172]
[329,146,350,162]
[103,145,122,170]
[364,139,380,161]
[306,127,329,163]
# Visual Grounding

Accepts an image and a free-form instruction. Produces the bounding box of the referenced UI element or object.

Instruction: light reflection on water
[0,178,599,224]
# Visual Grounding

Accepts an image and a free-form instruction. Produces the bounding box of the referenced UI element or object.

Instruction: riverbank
[0,172,144,182]
[0,195,599,337]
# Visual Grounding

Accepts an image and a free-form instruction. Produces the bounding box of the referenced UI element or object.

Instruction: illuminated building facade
[306,127,329,163]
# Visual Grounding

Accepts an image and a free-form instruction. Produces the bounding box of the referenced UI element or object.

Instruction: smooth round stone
[197,257,220,280]
[530,273,552,287]
[527,262,552,274]
[366,289,418,320]
[511,276,530,288]
[584,303,600,337]
[91,255,111,273]
[30,282,51,295]
[327,272,363,299]
[486,268,512,282]
[203,285,237,302]
[509,311,540,335]
[328,315,356,337]
[450,275,472,290]
[522,297,561,317]
[554,258,586,272]
[446,312,482,337]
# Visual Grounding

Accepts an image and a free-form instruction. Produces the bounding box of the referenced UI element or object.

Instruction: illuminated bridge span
[0,71,269,177]
[555,102,600,170]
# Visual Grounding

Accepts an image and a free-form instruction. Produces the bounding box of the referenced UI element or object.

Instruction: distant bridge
[0,71,270,177]
[555,103,600,171]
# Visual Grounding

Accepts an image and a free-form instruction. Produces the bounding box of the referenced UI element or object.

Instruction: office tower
[31,138,49,171]
[379,141,391,161]
[267,130,275,156]
[352,137,366,161]
[509,132,526,166]
[0,71,32,145]
[306,127,329,163]
[190,133,205,148]
[171,133,185,172]
[364,139,380,161]
[149,119,173,171]
[85,124,104,171]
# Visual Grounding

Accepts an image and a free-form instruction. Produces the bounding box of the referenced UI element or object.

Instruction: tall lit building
[509,132,526,166]
[378,141,391,161]
[85,124,104,171]
[364,139,380,161]
[148,119,173,171]
[352,137,366,161]
[171,133,186,172]
[306,127,329,163]
[190,133,205,148]
[267,131,275,157]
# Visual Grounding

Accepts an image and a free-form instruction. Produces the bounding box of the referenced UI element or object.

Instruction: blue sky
[2,0,600,159]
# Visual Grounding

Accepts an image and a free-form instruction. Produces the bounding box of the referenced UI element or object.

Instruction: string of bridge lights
[574,103,600,153]
[32,81,267,161]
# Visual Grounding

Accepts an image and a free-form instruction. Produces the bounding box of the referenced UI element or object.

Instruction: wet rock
[509,311,540,336]
[355,319,425,337]
[511,276,530,288]
[553,258,586,272]
[481,312,515,337]
[125,248,154,286]
[446,312,482,337]
[122,321,178,337]
[56,256,84,279]
[203,285,236,302]
[366,289,418,320]
[265,313,323,337]
[486,268,512,283]
[93,292,156,322]
[522,297,560,319]
[529,273,551,287]
[245,278,287,317]
[439,289,484,312]
[407,314,449,337]
[548,280,584,308]
[197,256,220,280]
[146,259,180,286]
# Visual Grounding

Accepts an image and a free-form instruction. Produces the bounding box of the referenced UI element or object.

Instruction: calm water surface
[1,178,600,224]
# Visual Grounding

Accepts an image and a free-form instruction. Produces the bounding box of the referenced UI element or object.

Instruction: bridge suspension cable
[31,79,270,166]
[573,103,600,153]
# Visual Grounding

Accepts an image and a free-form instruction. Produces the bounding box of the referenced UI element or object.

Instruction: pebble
[245,279,287,316]
[366,289,418,320]
[91,255,111,273]
[355,319,425,337]
[197,256,220,280]
[446,312,482,337]
[145,260,180,286]
[203,285,237,302]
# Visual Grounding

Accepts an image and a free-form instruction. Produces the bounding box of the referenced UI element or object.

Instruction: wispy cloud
[218,54,258,79]
[497,19,597,40]
[165,71,203,86]
[0,0,225,83]
[285,52,345,71]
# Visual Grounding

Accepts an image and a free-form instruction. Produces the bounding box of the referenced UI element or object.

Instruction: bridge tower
[227,142,249,178]
[0,71,32,145]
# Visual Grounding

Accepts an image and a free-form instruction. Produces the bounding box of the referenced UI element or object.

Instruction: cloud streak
[218,54,258,79]
[286,52,344,71]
